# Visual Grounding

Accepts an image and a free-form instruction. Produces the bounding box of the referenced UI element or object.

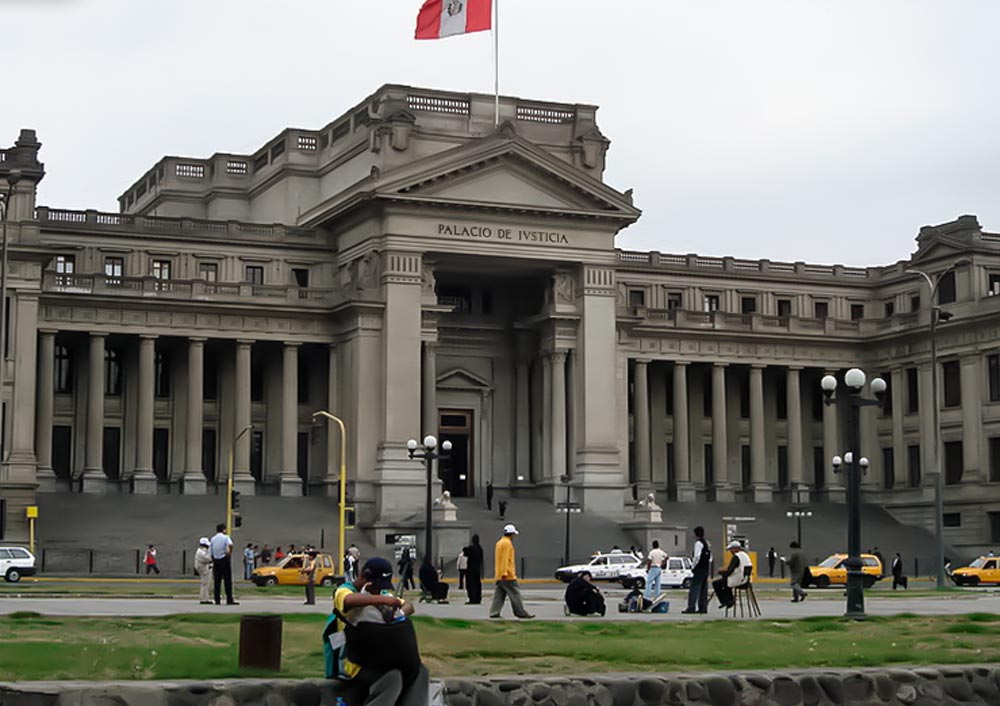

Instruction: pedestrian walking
[786,541,808,603]
[243,542,255,580]
[144,545,161,575]
[486,481,494,511]
[489,524,534,619]
[767,547,777,577]
[194,537,213,604]
[644,540,667,602]
[210,523,237,605]
[397,547,415,593]
[463,534,484,604]
[683,526,711,614]
[497,499,507,520]
[302,549,318,605]
[345,545,361,584]
[456,547,468,590]
[891,552,907,590]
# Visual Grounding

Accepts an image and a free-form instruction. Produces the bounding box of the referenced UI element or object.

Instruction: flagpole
[493,0,500,126]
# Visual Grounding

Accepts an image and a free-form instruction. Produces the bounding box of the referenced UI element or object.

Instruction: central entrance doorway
[438,409,474,497]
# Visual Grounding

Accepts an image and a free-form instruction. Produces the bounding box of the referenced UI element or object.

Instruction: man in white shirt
[712,541,752,609]
[644,540,668,601]
[210,523,237,605]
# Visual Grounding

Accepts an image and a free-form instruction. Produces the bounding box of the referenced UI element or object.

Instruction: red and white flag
[415,0,492,40]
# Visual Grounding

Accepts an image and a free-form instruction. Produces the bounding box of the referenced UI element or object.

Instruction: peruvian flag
[415,0,492,40]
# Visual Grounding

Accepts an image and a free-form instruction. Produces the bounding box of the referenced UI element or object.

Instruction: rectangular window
[291,267,310,288]
[245,265,264,285]
[991,437,1000,483]
[777,299,792,318]
[151,260,172,291]
[906,367,919,414]
[628,289,646,308]
[154,351,170,398]
[704,443,714,487]
[666,292,682,311]
[703,294,720,312]
[741,296,757,314]
[884,300,895,317]
[989,274,1000,297]
[938,270,956,305]
[911,294,921,312]
[850,303,864,321]
[54,255,75,287]
[882,447,895,490]
[702,379,713,416]
[104,257,123,286]
[777,445,788,490]
[741,445,751,489]
[944,440,963,485]
[198,263,218,281]
[814,301,829,319]
[813,446,825,490]
[942,361,961,408]
[943,512,961,528]
[104,347,122,396]
[988,354,1000,402]
[54,344,73,394]
[907,444,921,488]
[881,371,893,416]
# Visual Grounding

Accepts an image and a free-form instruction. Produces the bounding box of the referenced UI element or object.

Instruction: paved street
[3,586,999,620]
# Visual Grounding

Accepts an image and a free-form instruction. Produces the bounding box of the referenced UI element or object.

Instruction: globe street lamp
[821,368,886,619]
[785,508,813,546]
[906,259,971,590]
[407,435,452,567]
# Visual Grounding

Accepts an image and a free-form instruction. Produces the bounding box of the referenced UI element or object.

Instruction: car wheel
[320,576,334,587]
[681,578,692,589]
[967,577,980,587]
[264,576,278,587]
[815,575,831,588]
[863,575,875,589]
[5,568,21,583]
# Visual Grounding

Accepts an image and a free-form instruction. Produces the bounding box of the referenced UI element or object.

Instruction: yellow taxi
[807,553,883,588]
[251,552,336,587]
[950,556,1000,586]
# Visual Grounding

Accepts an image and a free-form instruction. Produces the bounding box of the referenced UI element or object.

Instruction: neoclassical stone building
[1,85,999,553]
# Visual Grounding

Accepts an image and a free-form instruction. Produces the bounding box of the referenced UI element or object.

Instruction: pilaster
[34,329,57,492]
[960,354,983,483]
[279,342,302,497]
[81,332,107,493]
[632,358,652,492]
[181,337,207,494]
[131,334,158,495]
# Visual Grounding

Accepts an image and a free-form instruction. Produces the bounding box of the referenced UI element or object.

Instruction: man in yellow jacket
[490,524,535,619]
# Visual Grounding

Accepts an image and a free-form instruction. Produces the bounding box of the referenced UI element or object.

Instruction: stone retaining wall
[2,666,999,706]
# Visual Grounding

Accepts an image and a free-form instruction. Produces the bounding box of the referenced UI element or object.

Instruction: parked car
[619,556,694,590]
[251,552,336,587]
[951,556,1000,586]
[806,553,883,588]
[0,546,37,583]
[554,552,642,582]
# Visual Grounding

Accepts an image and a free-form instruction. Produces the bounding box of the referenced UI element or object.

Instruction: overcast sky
[3,0,999,266]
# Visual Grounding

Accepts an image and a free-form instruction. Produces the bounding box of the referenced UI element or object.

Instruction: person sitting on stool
[712,541,752,609]
[418,558,449,601]
[564,571,606,616]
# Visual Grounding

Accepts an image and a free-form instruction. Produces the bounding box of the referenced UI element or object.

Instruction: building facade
[2,85,999,554]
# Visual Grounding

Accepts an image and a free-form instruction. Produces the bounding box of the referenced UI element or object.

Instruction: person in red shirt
[144,545,160,575]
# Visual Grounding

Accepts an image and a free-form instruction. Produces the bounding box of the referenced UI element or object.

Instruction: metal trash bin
[238,614,282,671]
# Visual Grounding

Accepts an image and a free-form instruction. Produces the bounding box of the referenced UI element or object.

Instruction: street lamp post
[906,260,971,590]
[556,474,581,564]
[313,411,348,575]
[0,169,22,461]
[785,508,813,546]
[406,435,452,567]
[821,368,886,619]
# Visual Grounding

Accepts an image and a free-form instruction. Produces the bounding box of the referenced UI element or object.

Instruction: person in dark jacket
[396,548,415,593]
[682,526,712,614]
[786,541,808,602]
[891,552,906,590]
[418,558,449,601]
[564,571,605,616]
[767,547,777,577]
[463,535,485,604]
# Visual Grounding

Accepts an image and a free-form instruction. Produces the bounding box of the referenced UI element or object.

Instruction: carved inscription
[437,223,569,245]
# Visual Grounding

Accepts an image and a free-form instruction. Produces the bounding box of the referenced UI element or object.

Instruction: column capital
[237,339,254,348]
[139,334,158,341]
[90,332,108,339]
[38,328,58,336]
[787,365,804,372]
[713,361,729,369]
[189,336,208,344]
[424,340,438,353]
[674,360,691,367]
[751,363,767,370]
[283,341,302,349]
[634,357,652,366]
[549,350,568,364]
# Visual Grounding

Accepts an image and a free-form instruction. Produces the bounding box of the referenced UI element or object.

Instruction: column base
[674,482,698,503]
[314,479,342,498]
[750,483,774,503]
[790,484,812,504]
[573,446,628,516]
[279,475,303,497]
[131,471,158,495]
[181,472,208,495]
[80,469,108,494]
[232,472,257,496]
[713,483,737,503]
[35,466,59,493]
[827,485,847,503]
[374,442,427,522]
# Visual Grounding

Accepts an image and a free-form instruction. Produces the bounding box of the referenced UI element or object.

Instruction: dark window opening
[906,368,919,414]
[910,294,921,312]
[882,447,895,490]
[777,445,788,490]
[942,361,961,408]
[884,300,895,318]
[811,382,823,421]
[850,304,864,321]
[153,428,169,481]
[297,354,309,405]
[202,428,217,483]
[104,347,122,396]
[944,441,963,485]
[813,446,825,490]
[776,375,787,420]
[251,358,264,403]
[741,296,757,314]
[938,270,956,305]
[666,442,675,500]
[250,431,264,481]
[666,292,683,310]
[704,444,714,487]
[907,444,921,488]
[703,376,713,416]
[741,445,751,489]
[102,427,121,480]
[739,377,750,419]
[777,299,792,318]
[988,354,1000,402]
[52,426,72,481]
[989,512,1000,543]
[245,265,264,285]
[991,437,1000,483]
[155,351,170,398]
[628,289,646,308]
[291,267,309,288]
[942,512,961,528]
[814,301,829,319]
[54,344,73,394]
[881,371,893,416]
[437,285,471,313]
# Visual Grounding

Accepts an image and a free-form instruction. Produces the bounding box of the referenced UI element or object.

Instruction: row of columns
[35,332,321,495]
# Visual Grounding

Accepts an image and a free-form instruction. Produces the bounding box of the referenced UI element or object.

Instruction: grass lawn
[2,612,1000,681]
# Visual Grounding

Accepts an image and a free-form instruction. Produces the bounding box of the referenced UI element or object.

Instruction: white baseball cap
[503,523,518,535]
[199,537,210,546]
[727,540,742,550]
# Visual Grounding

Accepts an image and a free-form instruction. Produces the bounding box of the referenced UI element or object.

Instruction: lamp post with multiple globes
[407,435,452,567]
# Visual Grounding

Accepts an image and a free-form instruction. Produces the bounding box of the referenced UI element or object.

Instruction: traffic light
[233,513,243,529]
[231,490,240,510]
[345,505,357,529]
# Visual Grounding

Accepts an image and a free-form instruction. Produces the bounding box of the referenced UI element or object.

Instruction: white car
[555,552,643,582]
[619,556,694,590]
[0,546,37,583]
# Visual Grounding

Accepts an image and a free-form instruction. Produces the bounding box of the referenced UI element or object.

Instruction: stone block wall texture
[2,667,1000,706]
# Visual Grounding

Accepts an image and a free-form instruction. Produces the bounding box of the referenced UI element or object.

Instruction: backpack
[322,614,341,679]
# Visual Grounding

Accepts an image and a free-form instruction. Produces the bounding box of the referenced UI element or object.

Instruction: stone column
[542,352,552,480]
[712,363,734,501]
[131,335,158,494]
[633,359,651,491]
[960,354,983,482]
[673,361,695,501]
[4,295,40,488]
[918,363,936,493]
[514,350,530,485]
[550,351,568,485]
[422,341,437,439]
[232,340,255,494]
[279,343,301,496]
[34,330,57,492]
[181,337,207,494]
[860,386,880,493]
[823,370,845,502]
[787,366,809,503]
[81,332,107,493]
[749,364,772,502]
[890,368,905,489]
[320,344,340,497]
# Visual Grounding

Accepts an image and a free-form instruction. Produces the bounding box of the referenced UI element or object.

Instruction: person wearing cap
[330,557,428,706]
[490,524,534,619]
[194,537,213,605]
[302,549,318,605]
[712,540,753,609]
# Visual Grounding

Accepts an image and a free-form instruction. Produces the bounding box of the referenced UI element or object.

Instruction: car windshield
[969,557,987,568]
[818,556,841,568]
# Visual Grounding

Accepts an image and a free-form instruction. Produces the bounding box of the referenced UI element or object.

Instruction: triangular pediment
[436,367,491,390]
[911,216,981,263]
